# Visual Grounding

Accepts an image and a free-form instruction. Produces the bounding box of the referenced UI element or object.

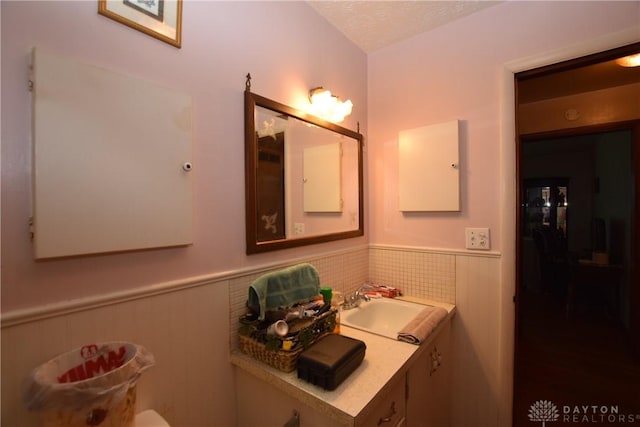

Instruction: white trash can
[24,342,154,427]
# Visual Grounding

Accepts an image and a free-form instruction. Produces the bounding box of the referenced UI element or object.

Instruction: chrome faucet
[342,288,371,310]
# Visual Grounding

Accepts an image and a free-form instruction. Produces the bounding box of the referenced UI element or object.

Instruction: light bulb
[615,53,640,67]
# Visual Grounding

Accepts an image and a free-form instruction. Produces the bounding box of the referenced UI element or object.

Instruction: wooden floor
[513,289,640,426]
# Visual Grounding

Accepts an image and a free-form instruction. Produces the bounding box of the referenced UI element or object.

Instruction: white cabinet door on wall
[398,120,460,212]
[303,142,342,212]
[31,48,193,259]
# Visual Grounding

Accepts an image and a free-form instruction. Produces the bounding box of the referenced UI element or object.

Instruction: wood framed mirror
[244,76,364,254]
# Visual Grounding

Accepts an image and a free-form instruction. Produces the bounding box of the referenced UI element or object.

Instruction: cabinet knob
[430,346,443,375]
[378,401,396,425]
[283,410,299,427]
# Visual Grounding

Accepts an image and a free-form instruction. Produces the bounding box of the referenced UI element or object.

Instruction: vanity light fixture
[308,87,353,123]
[615,53,640,67]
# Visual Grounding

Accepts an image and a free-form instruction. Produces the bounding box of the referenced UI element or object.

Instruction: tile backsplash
[369,245,456,304]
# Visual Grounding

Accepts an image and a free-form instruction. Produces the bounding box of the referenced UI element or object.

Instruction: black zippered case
[297,334,366,390]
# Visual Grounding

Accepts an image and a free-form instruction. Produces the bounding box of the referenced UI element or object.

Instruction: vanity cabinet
[232,312,453,427]
[405,321,451,427]
[235,367,407,427]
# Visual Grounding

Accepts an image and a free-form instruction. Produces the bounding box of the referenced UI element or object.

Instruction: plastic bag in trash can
[23,342,154,427]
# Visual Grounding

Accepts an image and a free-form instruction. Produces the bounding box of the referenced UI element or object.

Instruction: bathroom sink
[340,298,429,340]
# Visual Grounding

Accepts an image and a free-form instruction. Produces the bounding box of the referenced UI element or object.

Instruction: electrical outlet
[294,223,305,235]
[465,228,490,250]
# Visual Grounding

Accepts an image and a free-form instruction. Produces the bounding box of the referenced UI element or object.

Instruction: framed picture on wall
[98,0,182,48]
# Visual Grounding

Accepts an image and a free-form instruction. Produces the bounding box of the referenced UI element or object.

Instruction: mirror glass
[245,89,363,254]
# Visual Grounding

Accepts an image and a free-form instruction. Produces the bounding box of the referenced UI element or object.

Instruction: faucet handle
[353,289,370,302]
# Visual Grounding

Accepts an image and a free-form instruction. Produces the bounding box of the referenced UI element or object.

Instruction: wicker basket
[238,309,337,372]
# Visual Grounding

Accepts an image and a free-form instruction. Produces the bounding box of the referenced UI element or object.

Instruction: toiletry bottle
[332,291,344,334]
[320,287,332,305]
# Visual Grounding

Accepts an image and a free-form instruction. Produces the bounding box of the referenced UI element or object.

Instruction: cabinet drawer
[356,375,406,427]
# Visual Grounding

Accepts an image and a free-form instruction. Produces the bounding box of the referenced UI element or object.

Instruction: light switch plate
[294,223,305,235]
[465,228,490,250]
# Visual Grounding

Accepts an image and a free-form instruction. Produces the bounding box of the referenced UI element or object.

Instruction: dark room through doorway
[513,44,640,426]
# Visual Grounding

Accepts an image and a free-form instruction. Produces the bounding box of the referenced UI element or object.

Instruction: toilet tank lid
[135,409,170,427]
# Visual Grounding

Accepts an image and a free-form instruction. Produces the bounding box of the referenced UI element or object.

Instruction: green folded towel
[248,263,321,320]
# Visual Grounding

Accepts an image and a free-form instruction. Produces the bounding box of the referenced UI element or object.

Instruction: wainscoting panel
[1,281,234,427]
[452,253,502,426]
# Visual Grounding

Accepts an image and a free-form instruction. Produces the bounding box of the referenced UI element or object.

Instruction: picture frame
[98,0,182,48]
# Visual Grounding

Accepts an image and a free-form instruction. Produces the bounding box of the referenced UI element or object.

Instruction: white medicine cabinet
[398,120,460,212]
[31,48,193,259]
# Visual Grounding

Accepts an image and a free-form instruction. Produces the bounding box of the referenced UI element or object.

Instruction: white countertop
[231,297,456,424]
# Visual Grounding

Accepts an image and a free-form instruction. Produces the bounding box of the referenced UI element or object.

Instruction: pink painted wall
[1,1,367,312]
[367,1,639,251]
[3,0,638,314]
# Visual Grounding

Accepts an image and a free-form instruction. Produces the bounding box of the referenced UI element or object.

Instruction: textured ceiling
[308,2,640,102]
[307,1,501,53]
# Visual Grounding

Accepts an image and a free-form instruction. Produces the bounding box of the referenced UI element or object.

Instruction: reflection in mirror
[245,77,363,254]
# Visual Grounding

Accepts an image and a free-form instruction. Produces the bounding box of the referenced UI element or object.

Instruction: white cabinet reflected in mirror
[303,142,342,213]
[245,77,363,254]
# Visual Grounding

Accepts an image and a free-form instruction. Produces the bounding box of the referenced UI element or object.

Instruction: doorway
[513,45,640,426]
